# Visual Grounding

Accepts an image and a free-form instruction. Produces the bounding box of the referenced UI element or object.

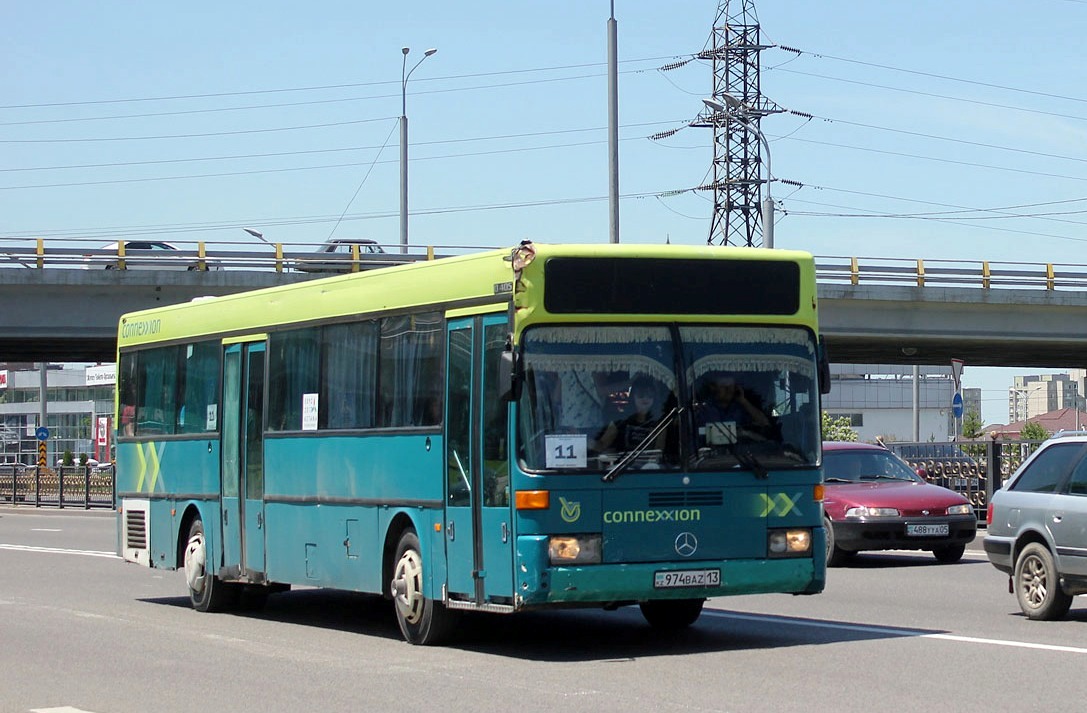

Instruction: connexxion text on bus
[116,241,829,645]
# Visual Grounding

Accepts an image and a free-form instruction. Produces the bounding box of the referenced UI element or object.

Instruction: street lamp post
[242,228,271,246]
[400,47,437,255]
[702,95,774,249]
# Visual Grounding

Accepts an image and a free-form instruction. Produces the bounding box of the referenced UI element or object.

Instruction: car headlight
[844,506,900,518]
[946,503,973,516]
[548,534,602,565]
[768,528,812,557]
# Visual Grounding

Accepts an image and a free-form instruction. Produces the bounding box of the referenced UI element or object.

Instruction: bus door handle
[447,521,455,541]
[257,512,263,529]
[501,522,509,543]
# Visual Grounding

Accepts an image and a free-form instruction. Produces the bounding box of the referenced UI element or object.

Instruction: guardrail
[2,239,1084,290]
[0,239,446,273]
[0,465,116,510]
[814,255,1087,290]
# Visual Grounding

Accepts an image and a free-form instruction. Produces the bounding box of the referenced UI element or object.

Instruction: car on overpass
[85,241,220,270]
[290,238,392,273]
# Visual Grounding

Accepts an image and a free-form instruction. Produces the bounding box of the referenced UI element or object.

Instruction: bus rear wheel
[639,598,705,629]
[183,518,237,613]
[390,529,456,645]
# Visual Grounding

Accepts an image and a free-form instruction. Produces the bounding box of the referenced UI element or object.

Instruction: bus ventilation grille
[125,510,148,550]
[648,491,723,507]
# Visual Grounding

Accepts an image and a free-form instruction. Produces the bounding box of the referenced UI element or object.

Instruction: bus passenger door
[445,320,477,599]
[222,340,267,582]
[445,316,514,605]
[479,317,513,601]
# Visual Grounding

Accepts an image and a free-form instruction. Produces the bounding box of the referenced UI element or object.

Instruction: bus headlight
[548,534,602,565]
[768,528,812,557]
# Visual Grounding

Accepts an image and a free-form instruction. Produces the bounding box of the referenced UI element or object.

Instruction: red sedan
[822,441,977,566]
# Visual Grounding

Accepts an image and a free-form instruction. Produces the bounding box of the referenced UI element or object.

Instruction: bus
[116,241,829,645]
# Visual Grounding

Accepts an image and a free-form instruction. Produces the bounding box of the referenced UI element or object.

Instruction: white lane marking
[31,528,63,532]
[706,610,1087,655]
[0,543,118,559]
[32,707,100,712]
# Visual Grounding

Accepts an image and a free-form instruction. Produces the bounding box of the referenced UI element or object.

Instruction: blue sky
[5,0,1085,425]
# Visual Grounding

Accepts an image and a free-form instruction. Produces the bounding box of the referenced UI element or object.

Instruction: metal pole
[39,362,47,468]
[607,1,619,244]
[399,48,410,255]
[912,365,920,441]
[399,47,437,256]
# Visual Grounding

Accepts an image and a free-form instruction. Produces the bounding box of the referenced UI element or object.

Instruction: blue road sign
[952,392,964,419]
[35,426,49,441]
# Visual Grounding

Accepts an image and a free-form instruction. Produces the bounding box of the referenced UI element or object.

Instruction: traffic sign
[35,426,49,441]
[37,441,47,467]
[952,392,964,419]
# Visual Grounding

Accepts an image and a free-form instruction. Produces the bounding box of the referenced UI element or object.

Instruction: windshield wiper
[602,406,681,483]
[733,446,768,480]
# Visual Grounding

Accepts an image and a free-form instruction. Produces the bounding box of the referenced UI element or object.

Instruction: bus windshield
[518,324,820,473]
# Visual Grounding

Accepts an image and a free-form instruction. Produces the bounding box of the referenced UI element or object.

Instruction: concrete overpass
[4,265,1087,368]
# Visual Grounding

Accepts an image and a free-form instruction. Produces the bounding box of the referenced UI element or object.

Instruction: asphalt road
[1,507,1082,713]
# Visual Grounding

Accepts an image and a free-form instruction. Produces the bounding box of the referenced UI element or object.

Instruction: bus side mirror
[818,337,831,395]
[499,349,522,401]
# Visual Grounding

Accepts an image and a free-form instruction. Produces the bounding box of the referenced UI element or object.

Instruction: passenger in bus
[698,375,770,431]
[594,376,667,453]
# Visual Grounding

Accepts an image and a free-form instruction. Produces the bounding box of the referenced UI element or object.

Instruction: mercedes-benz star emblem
[674,532,698,557]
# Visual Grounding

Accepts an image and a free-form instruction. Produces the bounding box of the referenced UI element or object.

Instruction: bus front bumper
[516,535,825,607]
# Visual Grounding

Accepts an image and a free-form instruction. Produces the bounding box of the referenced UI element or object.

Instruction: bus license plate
[906,523,949,537]
[654,569,721,589]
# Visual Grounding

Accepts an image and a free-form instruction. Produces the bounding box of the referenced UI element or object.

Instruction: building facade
[0,364,115,468]
[822,364,957,443]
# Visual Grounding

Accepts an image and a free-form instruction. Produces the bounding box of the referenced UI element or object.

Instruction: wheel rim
[1020,554,1049,609]
[392,548,425,625]
[184,532,208,594]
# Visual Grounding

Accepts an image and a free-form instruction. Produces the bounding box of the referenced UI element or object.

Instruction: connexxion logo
[603,508,702,524]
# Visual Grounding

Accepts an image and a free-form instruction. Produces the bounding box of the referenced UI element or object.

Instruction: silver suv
[984,433,1087,620]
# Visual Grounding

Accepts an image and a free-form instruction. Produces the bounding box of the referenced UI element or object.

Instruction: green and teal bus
[117,242,829,644]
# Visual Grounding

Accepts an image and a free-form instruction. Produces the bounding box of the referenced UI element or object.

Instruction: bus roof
[116,243,817,350]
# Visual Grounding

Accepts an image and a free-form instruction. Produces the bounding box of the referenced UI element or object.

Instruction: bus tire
[390,529,456,645]
[183,518,236,613]
[639,598,704,629]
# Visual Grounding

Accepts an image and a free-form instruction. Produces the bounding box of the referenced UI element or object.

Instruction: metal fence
[886,439,1045,522]
[0,464,115,510]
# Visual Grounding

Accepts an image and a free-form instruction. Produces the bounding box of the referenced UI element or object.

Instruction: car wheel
[390,529,457,645]
[1014,542,1073,621]
[933,543,966,564]
[824,516,849,567]
[639,598,705,629]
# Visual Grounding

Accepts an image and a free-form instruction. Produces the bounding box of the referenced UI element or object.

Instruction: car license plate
[906,523,949,537]
[654,569,721,589]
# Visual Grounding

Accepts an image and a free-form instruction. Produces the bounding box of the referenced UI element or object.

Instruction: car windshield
[517,324,821,474]
[823,450,922,483]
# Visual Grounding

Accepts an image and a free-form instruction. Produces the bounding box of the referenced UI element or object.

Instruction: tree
[822,412,858,442]
[1021,421,1050,441]
[962,409,984,439]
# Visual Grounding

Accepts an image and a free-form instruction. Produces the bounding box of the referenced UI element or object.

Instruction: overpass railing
[0,238,449,273]
[814,256,1087,290]
[4,238,1087,289]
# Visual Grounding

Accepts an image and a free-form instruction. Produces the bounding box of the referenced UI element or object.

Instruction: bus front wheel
[390,529,456,645]
[639,598,704,629]
[183,518,236,613]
